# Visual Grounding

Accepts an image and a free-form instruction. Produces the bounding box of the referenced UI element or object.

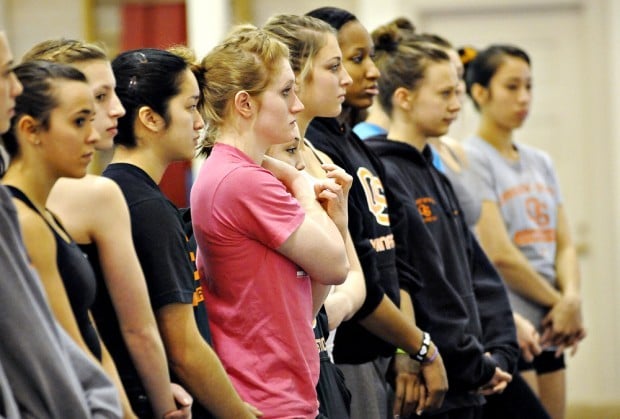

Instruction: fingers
[521,334,542,362]
[569,341,580,356]
[392,374,420,417]
[423,384,445,413]
[321,163,353,192]
[163,409,191,419]
[521,349,535,363]
[392,375,407,416]
[170,383,192,408]
[478,380,508,396]
[313,178,342,194]
[244,401,264,417]
[417,382,427,416]
[497,369,512,382]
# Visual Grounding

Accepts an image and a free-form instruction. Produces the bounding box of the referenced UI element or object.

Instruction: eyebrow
[1,59,15,72]
[74,108,95,118]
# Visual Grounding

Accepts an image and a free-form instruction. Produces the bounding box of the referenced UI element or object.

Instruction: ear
[16,115,41,146]
[470,83,488,107]
[137,106,165,133]
[233,90,253,119]
[393,87,413,111]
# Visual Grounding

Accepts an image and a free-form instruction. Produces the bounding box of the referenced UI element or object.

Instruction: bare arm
[263,156,349,285]
[475,200,562,307]
[94,313,138,419]
[17,204,135,418]
[323,229,366,329]
[541,205,586,351]
[299,145,361,320]
[513,312,541,362]
[86,179,178,418]
[156,303,259,418]
[554,205,582,299]
[358,294,448,411]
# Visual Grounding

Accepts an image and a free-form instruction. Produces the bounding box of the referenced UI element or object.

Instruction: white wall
[4,0,83,59]
[2,0,618,408]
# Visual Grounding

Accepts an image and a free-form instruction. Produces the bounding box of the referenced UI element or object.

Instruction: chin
[352,98,373,111]
[96,140,115,152]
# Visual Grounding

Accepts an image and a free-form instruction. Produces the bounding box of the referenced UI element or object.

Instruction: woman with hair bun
[365,23,519,419]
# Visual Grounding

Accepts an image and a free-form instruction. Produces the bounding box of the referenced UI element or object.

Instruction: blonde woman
[191,26,350,418]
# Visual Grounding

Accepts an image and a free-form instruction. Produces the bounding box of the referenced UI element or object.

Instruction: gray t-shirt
[431,142,482,228]
[463,135,561,330]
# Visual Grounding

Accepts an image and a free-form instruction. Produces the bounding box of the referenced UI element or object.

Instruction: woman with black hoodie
[306,7,448,419]
[364,24,519,419]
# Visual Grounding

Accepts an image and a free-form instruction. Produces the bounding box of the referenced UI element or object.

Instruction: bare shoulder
[51,175,127,215]
[315,148,334,165]
[52,175,124,204]
[48,175,128,243]
[13,200,55,253]
[440,136,467,164]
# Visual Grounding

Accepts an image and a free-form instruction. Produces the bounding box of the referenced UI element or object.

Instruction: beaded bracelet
[412,331,431,362]
[421,345,439,365]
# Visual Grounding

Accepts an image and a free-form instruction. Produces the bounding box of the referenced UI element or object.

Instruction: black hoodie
[366,136,519,412]
[306,117,413,364]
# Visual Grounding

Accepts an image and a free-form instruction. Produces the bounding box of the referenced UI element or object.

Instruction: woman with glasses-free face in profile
[191,25,351,419]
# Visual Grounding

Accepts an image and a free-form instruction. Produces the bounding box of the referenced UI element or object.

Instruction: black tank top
[7,186,102,361]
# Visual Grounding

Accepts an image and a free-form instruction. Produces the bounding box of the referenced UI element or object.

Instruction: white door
[418,3,614,404]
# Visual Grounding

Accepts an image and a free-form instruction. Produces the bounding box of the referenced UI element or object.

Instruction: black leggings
[483,373,550,419]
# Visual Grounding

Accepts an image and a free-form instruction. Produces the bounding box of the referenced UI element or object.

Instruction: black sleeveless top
[7,186,102,361]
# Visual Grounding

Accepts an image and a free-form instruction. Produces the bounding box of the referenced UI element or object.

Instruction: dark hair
[167,44,206,119]
[390,16,416,34]
[465,44,530,104]
[414,33,452,49]
[2,60,87,157]
[306,7,357,31]
[112,48,188,147]
[372,24,450,116]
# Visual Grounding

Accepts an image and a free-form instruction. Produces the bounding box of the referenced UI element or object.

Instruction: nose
[291,91,304,114]
[87,124,101,144]
[10,72,23,98]
[341,66,353,87]
[449,93,462,113]
[110,92,126,118]
[518,86,532,104]
[365,58,380,80]
[194,110,205,131]
[295,159,306,171]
